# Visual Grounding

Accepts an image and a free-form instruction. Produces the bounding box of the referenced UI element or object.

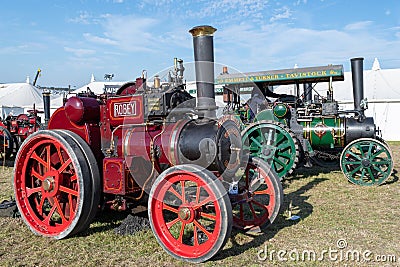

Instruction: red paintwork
[11,113,41,138]
[116,82,138,96]
[48,107,91,142]
[106,95,144,126]
[1,110,42,153]
[13,134,81,237]
[149,169,224,259]
[64,96,100,125]
[123,120,190,167]
[48,107,103,165]
[48,92,188,199]
[231,160,277,230]
[103,158,140,194]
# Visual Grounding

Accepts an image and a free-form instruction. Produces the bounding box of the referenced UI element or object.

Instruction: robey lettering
[113,102,136,117]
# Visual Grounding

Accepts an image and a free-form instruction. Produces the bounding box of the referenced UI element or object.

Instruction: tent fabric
[50,81,126,108]
[0,83,43,108]
[273,68,400,100]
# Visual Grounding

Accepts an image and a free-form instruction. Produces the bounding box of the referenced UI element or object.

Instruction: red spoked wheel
[148,164,232,263]
[53,130,101,233]
[13,130,94,239]
[231,157,283,231]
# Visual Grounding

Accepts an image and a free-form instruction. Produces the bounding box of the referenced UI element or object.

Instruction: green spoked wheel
[340,138,393,186]
[242,120,299,179]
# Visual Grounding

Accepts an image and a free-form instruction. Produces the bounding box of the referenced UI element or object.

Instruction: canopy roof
[50,81,125,108]
[0,82,43,108]
[216,64,344,86]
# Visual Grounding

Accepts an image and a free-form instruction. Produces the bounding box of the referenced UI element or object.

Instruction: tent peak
[90,74,96,83]
[372,58,381,71]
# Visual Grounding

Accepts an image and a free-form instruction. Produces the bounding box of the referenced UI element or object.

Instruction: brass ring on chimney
[189,25,217,37]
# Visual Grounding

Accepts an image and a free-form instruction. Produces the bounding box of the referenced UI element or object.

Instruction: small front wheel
[148,164,232,263]
[340,138,393,186]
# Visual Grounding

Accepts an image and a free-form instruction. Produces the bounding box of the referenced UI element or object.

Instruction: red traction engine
[13,26,282,262]
[0,102,46,159]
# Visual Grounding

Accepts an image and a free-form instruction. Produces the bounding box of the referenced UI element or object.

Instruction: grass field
[0,143,399,266]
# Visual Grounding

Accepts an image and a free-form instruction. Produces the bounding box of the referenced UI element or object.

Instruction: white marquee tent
[0,82,43,119]
[50,75,126,110]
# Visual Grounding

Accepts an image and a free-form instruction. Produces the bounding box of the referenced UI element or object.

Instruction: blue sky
[1,0,399,87]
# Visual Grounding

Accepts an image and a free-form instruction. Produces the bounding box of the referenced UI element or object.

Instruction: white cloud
[68,11,92,24]
[216,21,400,73]
[83,33,118,46]
[344,21,373,31]
[138,0,270,23]
[0,43,46,55]
[64,47,96,57]
[270,6,292,22]
[295,0,307,5]
[76,15,164,53]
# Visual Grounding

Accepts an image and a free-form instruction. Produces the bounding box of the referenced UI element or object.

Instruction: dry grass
[0,143,399,266]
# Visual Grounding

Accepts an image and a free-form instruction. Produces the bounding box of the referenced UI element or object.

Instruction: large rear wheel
[53,130,101,233]
[13,130,95,238]
[148,164,232,263]
[230,157,283,231]
[242,120,299,179]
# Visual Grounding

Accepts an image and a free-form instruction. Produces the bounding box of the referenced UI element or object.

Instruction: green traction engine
[218,58,393,186]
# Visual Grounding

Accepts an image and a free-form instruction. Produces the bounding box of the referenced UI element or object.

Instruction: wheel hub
[361,159,371,167]
[42,177,55,192]
[178,207,191,220]
[261,146,275,159]
[178,206,197,223]
[41,170,59,195]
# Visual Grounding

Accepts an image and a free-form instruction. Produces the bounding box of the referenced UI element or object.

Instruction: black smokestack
[189,25,217,118]
[42,90,51,123]
[350,57,365,117]
[303,83,312,102]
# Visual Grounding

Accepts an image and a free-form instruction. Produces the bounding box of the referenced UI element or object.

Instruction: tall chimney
[189,25,217,118]
[303,83,312,102]
[42,90,51,124]
[350,57,365,117]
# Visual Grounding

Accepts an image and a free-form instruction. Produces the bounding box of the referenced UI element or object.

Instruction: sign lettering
[216,66,343,85]
[113,101,137,117]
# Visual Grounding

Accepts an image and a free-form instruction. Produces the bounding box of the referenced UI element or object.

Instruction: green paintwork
[340,138,393,186]
[302,117,344,148]
[254,110,286,125]
[242,122,298,179]
[273,104,288,118]
[216,65,344,85]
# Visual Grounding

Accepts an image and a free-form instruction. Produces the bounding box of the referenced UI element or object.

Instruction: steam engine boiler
[12,26,282,263]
